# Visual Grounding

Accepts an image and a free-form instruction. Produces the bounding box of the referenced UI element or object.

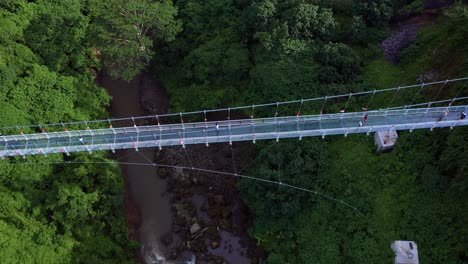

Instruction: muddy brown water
[100,72,172,263]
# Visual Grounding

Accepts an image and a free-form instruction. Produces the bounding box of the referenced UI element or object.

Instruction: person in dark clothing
[363,114,369,122]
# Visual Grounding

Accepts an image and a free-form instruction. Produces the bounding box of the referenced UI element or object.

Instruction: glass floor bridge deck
[1,106,467,158]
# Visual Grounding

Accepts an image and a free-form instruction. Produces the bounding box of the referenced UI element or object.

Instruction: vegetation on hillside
[155,0,468,263]
[1,0,467,263]
[0,0,172,262]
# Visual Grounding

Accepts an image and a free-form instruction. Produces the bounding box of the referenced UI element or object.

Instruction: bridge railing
[1,106,466,158]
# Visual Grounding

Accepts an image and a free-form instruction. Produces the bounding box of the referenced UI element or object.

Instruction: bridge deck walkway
[1,106,466,158]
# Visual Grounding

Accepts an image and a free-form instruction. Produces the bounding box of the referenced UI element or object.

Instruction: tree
[24,0,90,74]
[356,0,393,28]
[283,3,336,41]
[314,42,362,84]
[3,64,76,124]
[0,1,136,262]
[90,0,181,80]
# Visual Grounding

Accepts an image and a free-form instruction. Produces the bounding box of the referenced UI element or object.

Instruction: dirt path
[99,72,172,263]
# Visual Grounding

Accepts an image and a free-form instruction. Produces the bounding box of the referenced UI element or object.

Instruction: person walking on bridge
[438,110,449,121]
[359,113,369,127]
[215,122,220,136]
[460,111,466,120]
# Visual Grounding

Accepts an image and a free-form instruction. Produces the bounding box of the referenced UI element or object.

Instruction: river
[100,72,261,263]
[100,72,172,263]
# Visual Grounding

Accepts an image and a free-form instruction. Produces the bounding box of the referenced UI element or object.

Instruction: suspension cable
[0,159,368,219]
[1,77,467,131]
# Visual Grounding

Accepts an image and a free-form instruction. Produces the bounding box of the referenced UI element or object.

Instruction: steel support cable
[365,90,376,111]
[183,145,195,169]
[1,105,467,156]
[0,120,291,151]
[407,82,427,108]
[155,147,183,165]
[449,84,466,106]
[430,79,449,106]
[297,99,304,116]
[2,106,465,149]
[343,93,353,112]
[136,150,155,165]
[386,96,468,110]
[6,105,468,146]
[386,85,401,109]
[320,96,327,114]
[238,142,276,173]
[115,150,137,162]
[0,160,368,219]
[229,143,237,176]
[197,144,231,168]
[436,85,467,129]
[276,140,281,184]
[29,120,277,145]
[2,77,468,131]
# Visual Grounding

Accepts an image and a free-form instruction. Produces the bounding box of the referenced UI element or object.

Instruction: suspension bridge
[1,78,467,158]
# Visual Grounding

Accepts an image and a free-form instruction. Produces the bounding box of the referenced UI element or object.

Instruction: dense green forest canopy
[155,0,468,263]
[1,0,467,263]
[0,0,142,262]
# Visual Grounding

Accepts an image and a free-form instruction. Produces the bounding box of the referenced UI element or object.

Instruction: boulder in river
[190,222,201,234]
[210,238,221,249]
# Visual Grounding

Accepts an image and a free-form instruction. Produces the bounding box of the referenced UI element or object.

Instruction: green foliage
[240,127,468,263]
[24,0,90,74]
[247,1,336,49]
[283,3,336,41]
[183,30,250,84]
[0,1,135,262]
[3,0,465,263]
[356,0,393,28]
[249,53,319,102]
[89,0,181,80]
[3,64,76,123]
[362,57,403,88]
[315,42,362,83]
[399,0,424,15]
[158,0,362,112]
[380,3,468,84]
[143,1,468,264]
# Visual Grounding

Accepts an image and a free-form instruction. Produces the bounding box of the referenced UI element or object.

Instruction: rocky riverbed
[154,142,265,263]
[380,0,452,64]
[103,70,264,263]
